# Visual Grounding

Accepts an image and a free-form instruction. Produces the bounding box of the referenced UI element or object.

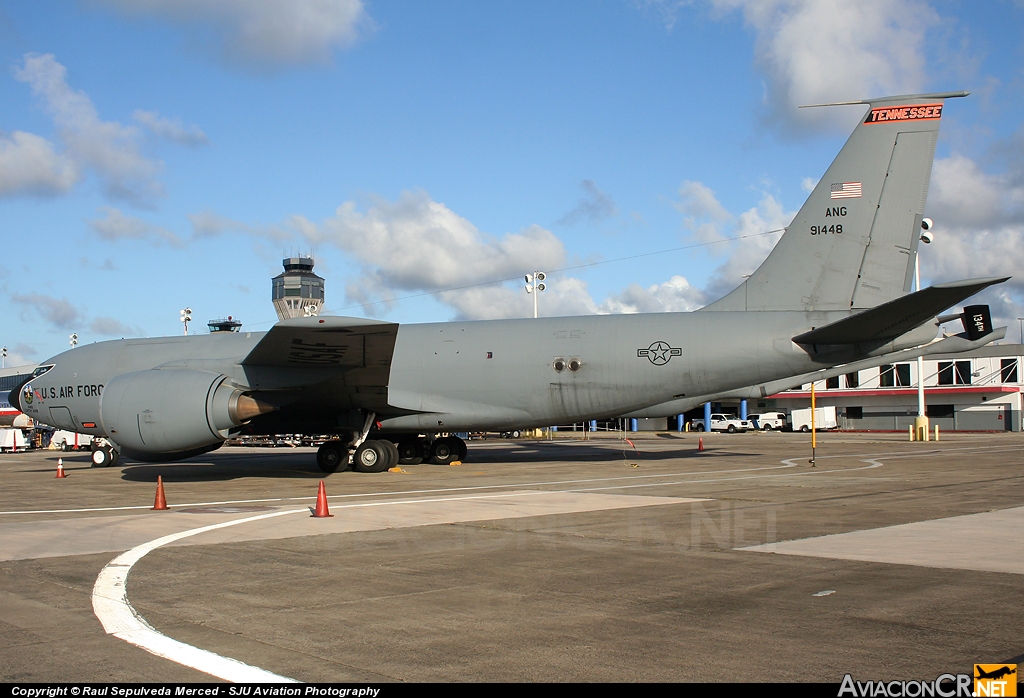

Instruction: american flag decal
[830,182,862,199]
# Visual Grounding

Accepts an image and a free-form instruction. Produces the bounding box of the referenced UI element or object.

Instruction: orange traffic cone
[698,437,704,452]
[55,458,67,478]
[152,476,169,511]
[311,480,333,518]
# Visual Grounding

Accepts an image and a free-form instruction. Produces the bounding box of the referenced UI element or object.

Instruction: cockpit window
[32,365,54,378]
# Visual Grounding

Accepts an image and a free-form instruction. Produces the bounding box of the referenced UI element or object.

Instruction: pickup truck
[690,414,754,433]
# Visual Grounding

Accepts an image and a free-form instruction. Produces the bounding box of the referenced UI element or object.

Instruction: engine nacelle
[99,369,270,461]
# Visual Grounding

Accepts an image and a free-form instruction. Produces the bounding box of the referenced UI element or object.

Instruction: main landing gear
[90,445,120,468]
[315,435,468,473]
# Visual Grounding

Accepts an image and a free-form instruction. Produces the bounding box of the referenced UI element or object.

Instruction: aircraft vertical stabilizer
[703,92,967,312]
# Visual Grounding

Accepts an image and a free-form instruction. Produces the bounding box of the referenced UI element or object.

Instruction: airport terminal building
[762,343,1023,432]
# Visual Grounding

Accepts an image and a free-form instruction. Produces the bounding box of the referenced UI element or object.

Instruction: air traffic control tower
[272,256,325,321]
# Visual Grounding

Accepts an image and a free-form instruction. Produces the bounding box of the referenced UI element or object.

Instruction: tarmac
[1,430,1022,683]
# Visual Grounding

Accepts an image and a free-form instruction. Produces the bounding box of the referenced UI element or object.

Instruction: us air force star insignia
[637,341,682,365]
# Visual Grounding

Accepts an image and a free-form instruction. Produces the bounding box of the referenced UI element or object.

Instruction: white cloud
[11,293,82,329]
[643,0,941,131]
[702,192,790,300]
[919,152,1024,330]
[600,275,706,314]
[0,130,79,196]
[90,207,184,246]
[134,110,208,146]
[13,53,166,205]
[296,190,567,313]
[97,0,369,68]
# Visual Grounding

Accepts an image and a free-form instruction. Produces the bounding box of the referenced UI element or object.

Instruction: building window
[880,365,895,387]
[845,372,859,388]
[880,364,911,387]
[1001,359,1019,383]
[926,404,954,419]
[938,361,972,385]
[826,376,839,389]
[896,363,911,386]
[846,406,863,419]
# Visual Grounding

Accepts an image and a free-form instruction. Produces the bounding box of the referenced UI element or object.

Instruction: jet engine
[99,369,273,461]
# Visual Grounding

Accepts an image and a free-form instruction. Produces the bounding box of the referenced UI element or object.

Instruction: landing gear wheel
[397,438,425,465]
[317,441,349,473]
[381,440,399,470]
[353,440,389,473]
[452,436,467,461]
[429,437,458,465]
[91,447,119,468]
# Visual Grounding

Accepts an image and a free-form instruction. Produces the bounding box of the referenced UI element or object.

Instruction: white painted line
[91,488,696,681]
[92,508,306,683]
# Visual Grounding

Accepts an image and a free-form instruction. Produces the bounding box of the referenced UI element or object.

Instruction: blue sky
[2,0,1023,366]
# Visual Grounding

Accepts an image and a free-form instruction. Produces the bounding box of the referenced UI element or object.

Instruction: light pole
[525,272,546,319]
[180,307,192,335]
[1018,317,1023,344]
[69,333,78,349]
[1,346,6,369]
[915,219,934,440]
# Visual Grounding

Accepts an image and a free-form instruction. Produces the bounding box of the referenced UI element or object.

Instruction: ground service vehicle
[790,406,838,432]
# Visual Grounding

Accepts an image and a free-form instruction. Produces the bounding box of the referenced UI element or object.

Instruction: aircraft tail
[703,92,967,312]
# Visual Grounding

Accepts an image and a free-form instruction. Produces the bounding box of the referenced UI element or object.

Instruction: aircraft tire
[353,440,389,473]
[60,441,70,452]
[317,441,349,473]
[428,437,457,465]
[453,436,467,462]
[397,438,424,465]
[381,440,399,470]
[91,446,117,468]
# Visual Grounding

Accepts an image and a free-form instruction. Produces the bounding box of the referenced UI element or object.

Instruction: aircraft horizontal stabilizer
[242,316,398,368]
[792,277,1009,347]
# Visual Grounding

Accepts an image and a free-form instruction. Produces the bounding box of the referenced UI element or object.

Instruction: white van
[748,412,786,430]
[51,430,93,451]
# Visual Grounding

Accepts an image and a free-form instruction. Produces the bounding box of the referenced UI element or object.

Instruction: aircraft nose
[9,377,27,412]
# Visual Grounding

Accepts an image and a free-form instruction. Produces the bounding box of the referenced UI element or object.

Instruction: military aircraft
[12,91,1008,472]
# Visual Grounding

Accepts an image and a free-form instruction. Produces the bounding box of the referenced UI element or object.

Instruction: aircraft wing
[242,316,399,369]
[792,277,1009,346]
